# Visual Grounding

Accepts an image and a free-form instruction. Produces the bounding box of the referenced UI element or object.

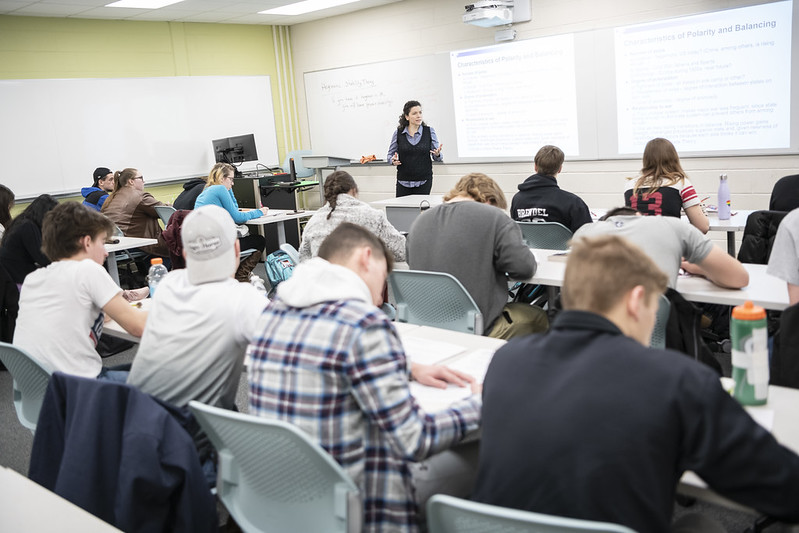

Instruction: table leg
[106,253,120,286]
[277,221,287,245]
[727,231,736,257]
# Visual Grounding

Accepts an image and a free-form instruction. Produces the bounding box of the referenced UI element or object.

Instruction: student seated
[194,163,266,282]
[299,170,406,262]
[0,184,15,240]
[770,174,799,212]
[248,223,480,533]
[407,173,536,334]
[127,205,268,409]
[172,177,206,211]
[576,207,748,289]
[472,235,799,533]
[82,166,114,212]
[510,144,592,233]
[14,202,147,380]
[0,194,58,286]
[624,137,710,233]
[101,168,169,257]
[767,207,799,305]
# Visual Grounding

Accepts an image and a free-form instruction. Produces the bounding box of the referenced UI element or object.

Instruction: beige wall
[290,0,797,218]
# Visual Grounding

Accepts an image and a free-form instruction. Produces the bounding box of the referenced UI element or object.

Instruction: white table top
[370,194,444,208]
[0,466,123,532]
[104,236,158,253]
[104,298,150,342]
[706,209,753,232]
[528,249,788,311]
[244,209,315,225]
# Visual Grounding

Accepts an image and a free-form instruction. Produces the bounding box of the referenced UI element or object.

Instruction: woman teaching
[386,100,443,197]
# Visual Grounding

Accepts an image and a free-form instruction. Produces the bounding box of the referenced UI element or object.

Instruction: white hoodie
[276,256,373,308]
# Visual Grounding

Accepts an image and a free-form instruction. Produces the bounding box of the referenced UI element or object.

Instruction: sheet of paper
[401,336,465,366]
[447,348,496,384]
[410,382,474,413]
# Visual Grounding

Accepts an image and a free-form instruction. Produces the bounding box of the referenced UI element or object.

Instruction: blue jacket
[81,186,108,211]
[195,184,263,224]
[29,373,217,533]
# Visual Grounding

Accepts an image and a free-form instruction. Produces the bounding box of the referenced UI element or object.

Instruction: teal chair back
[0,342,52,433]
[188,401,362,533]
[517,221,573,250]
[282,150,315,179]
[427,494,639,533]
[388,270,484,335]
[154,205,177,227]
[649,294,671,349]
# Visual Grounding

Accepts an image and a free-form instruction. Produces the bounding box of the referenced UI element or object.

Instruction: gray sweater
[407,201,536,329]
[299,194,407,262]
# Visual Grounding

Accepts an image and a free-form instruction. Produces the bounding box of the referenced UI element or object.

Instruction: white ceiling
[0,0,402,25]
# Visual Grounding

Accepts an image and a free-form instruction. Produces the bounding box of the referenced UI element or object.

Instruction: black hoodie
[172,178,206,210]
[510,173,592,233]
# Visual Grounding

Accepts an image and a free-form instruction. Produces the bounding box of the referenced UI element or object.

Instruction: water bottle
[731,301,768,405]
[718,174,731,220]
[147,258,168,297]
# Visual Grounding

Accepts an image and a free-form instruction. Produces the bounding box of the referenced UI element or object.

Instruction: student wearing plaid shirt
[248,223,481,532]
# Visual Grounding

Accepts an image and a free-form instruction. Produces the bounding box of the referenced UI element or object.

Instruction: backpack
[265,250,296,289]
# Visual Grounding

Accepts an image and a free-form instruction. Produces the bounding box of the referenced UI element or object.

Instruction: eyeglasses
[133,176,145,182]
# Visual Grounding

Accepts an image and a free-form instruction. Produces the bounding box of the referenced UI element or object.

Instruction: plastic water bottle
[718,174,731,220]
[731,301,768,406]
[147,258,168,297]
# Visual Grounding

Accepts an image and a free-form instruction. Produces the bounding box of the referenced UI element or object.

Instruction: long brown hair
[444,173,507,210]
[632,138,687,197]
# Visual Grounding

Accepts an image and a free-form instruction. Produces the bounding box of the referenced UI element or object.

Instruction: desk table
[105,236,158,286]
[104,298,151,343]
[370,194,443,232]
[708,210,752,256]
[244,209,315,246]
[0,466,123,532]
[528,250,788,311]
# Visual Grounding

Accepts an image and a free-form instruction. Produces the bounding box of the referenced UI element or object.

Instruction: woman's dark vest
[396,126,433,183]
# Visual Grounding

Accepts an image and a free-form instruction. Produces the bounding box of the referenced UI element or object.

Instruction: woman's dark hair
[0,184,15,229]
[397,100,425,131]
[324,171,358,220]
[2,194,58,246]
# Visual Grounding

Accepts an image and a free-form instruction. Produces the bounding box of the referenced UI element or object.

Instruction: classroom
[2,0,799,531]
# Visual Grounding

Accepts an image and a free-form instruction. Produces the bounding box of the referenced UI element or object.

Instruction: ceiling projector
[463,1,514,27]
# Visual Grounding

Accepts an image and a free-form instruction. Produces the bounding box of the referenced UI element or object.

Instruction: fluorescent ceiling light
[105,0,185,8]
[259,0,361,16]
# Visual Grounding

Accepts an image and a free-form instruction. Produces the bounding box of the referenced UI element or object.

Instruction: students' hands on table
[680,260,705,278]
[410,362,480,394]
[122,287,149,302]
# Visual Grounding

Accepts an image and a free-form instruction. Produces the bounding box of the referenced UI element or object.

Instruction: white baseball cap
[182,205,237,284]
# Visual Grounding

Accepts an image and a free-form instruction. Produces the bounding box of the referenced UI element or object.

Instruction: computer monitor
[212,134,258,165]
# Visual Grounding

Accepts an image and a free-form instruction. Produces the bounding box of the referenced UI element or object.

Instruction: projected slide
[450,34,579,158]
[615,1,792,154]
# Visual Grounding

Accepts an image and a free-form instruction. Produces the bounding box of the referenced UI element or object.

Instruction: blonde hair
[631,138,687,197]
[444,173,507,210]
[562,235,668,314]
[206,163,235,188]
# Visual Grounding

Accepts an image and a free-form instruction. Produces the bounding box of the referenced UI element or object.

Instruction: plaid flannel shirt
[249,297,481,532]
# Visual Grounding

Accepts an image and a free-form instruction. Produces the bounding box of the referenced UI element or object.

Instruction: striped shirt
[249,297,481,532]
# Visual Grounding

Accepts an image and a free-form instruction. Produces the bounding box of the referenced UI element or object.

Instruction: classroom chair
[0,342,52,433]
[517,221,573,250]
[426,494,638,533]
[649,294,671,349]
[388,270,484,335]
[154,205,177,227]
[189,401,362,533]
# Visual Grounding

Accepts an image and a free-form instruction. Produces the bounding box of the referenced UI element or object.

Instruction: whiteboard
[0,76,279,198]
[304,54,454,162]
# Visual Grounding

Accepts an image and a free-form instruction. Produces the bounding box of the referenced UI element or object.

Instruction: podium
[232,176,319,251]
[302,155,352,205]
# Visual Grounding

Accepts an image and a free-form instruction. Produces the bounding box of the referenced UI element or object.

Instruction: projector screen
[450,34,579,158]
[615,0,793,154]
